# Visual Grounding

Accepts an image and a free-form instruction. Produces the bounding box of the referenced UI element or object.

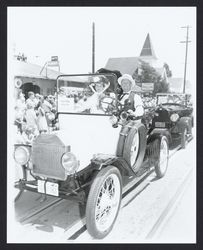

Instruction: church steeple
[140,33,157,59]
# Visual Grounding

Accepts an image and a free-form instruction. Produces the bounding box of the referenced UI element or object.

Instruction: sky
[8,7,196,83]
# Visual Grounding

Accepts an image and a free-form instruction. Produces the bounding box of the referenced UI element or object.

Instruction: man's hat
[118,74,135,87]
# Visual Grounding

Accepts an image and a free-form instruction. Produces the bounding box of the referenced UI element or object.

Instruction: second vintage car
[149,93,193,149]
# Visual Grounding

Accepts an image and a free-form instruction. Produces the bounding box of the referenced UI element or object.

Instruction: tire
[14,165,27,202]
[181,127,187,149]
[154,135,169,178]
[123,123,147,173]
[86,166,122,239]
[116,125,130,157]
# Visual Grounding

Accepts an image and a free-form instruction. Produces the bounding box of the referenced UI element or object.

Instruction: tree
[163,63,172,77]
[133,61,169,95]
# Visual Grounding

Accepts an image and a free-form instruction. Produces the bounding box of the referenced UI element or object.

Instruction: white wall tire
[86,166,122,239]
[154,136,169,178]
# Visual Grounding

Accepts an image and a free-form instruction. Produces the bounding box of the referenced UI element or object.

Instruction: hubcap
[95,174,121,232]
[159,138,168,173]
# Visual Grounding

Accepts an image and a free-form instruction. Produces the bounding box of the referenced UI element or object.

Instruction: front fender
[176,117,192,133]
[91,153,135,177]
[148,128,172,144]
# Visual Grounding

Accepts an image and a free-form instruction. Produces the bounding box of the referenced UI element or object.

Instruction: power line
[180,25,191,93]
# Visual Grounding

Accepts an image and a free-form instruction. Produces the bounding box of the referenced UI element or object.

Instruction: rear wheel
[154,135,169,178]
[86,166,122,239]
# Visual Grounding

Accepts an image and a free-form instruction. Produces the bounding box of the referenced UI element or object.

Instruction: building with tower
[105,33,168,88]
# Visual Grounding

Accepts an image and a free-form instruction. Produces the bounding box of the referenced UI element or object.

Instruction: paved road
[77,139,196,243]
[7,138,196,243]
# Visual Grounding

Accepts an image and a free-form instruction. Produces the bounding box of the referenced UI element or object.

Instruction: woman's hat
[91,76,108,87]
[118,74,135,87]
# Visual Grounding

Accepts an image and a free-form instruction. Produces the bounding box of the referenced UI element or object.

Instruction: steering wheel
[99,96,116,113]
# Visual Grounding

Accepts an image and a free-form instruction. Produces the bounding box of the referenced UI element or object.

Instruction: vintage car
[149,93,193,149]
[14,74,172,239]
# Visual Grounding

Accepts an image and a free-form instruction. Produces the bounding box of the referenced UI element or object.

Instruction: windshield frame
[56,73,118,116]
[156,93,188,106]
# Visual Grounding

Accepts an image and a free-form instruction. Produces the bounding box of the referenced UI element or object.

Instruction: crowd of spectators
[14,87,157,145]
[14,90,57,145]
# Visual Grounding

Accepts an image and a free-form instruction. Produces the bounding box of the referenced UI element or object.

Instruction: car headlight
[121,111,128,120]
[109,115,118,125]
[14,146,30,165]
[170,113,179,122]
[61,152,79,175]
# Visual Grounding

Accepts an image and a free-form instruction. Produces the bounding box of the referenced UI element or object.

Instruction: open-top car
[149,93,193,149]
[14,74,176,239]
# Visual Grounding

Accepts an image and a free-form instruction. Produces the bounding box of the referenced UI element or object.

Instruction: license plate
[37,180,59,196]
[155,122,165,128]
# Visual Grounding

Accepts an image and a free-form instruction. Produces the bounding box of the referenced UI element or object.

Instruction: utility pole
[180,26,191,93]
[92,22,95,73]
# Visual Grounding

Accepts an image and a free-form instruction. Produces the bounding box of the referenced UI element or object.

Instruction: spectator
[15,90,26,133]
[37,97,48,134]
[43,96,53,112]
[34,93,41,107]
[43,96,55,131]
[15,124,36,145]
[48,95,56,113]
[22,126,36,144]
[25,91,38,134]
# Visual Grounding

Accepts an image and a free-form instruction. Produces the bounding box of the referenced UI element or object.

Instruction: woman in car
[74,76,111,114]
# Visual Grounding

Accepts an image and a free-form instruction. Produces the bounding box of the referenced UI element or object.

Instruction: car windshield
[156,94,187,106]
[57,74,117,115]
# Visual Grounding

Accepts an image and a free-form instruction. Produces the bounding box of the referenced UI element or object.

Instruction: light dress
[37,107,48,132]
[25,99,38,130]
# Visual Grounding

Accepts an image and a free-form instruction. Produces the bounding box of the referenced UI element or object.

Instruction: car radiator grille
[32,143,67,180]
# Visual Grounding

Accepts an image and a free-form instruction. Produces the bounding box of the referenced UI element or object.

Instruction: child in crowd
[15,124,36,145]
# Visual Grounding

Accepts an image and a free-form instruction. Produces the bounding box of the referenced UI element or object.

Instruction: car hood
[54,114,120,171]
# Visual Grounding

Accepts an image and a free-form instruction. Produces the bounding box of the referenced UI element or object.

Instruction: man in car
[117,74,144,118]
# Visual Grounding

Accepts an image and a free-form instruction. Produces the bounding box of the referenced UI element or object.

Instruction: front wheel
[154,135,169,178]
[86,166,122,239]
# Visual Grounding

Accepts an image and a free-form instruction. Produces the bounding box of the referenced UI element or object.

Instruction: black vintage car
[149,93,193,149]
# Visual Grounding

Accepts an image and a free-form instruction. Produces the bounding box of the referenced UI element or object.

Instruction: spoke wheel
[86,166,122,239]
[155,135,169,178]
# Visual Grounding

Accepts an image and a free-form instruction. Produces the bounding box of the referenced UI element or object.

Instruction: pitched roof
[140,33,157,59]
[105,57,140,75]
[12,59,63,80]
